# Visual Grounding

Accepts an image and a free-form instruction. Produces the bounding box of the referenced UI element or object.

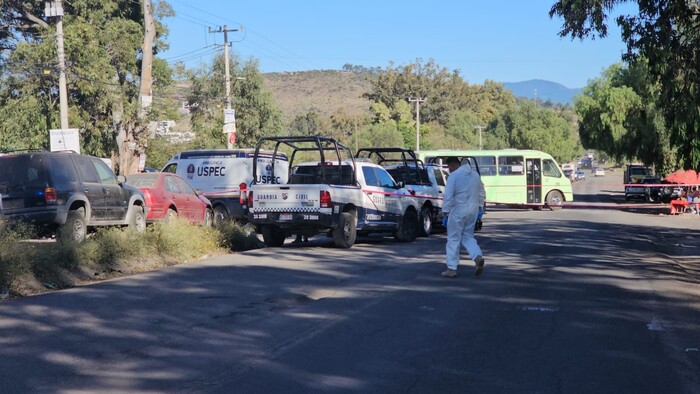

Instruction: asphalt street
[1,169,700,393]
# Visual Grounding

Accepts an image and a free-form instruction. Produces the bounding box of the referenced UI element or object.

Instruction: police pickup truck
[162,149,288,223]
[356,148,448,236]
[247,136,421,248]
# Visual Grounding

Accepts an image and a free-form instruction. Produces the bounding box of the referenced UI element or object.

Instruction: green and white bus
[416,149,574,209]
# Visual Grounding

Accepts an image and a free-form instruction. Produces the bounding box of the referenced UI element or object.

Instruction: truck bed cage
[356,147,434,185]
[252,135,356,185]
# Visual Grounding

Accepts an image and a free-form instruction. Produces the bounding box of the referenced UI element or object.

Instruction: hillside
[262,70,372,120]
[502,79,582,105]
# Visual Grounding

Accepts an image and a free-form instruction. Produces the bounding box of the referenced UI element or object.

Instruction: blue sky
[160,0,635,88]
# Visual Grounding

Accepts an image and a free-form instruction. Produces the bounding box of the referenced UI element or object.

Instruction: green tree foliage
[364,59,515,127]
[290,108,327,136]
[575,62,675,173]
[185,55,283,148]
[550,0,700,169]
[0,0,175,172]
[488,100,580,163]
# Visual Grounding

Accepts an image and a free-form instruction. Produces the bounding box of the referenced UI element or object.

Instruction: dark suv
[0,151,147,240]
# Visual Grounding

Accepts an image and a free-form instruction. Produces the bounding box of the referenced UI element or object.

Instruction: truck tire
[129,206,147,232]
[545,191,564,211]
[262,225,286,247]
[61,207,87,242]
[395,209,418,242]
[213,205,228,226]
[418,206,432,237]
[333,212,356,248]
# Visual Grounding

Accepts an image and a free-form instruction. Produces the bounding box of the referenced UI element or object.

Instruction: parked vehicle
[417,149,573,210]
[624,165,655,201]
[0,150,147,241]
[575,170,586,181]
[594,167,605,177]
[162,149,289,224]
[626,176,662,202]
[247,136,421,248]
[356,148,448,236]
[126,173,213,226]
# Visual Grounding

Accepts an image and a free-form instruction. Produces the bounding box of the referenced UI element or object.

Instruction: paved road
[2,174,700,393]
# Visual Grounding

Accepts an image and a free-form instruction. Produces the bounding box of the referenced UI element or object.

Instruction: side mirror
[117,175,126,184]
[195,189,204,196]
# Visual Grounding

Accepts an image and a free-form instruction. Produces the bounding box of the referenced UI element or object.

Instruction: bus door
[526,158,542,204]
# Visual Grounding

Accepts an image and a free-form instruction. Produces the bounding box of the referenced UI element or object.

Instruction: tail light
[239,182,248,205]
[44,187,57,205]
[320,190,332,208]
[248,190,254,208]
[142,189,154,207]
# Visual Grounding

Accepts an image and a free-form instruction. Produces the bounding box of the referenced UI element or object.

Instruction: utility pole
[209,24,241,149]
[45,1,69,129]
[139,0,156,119]
[474,125,486,150]
[408,97,426,151]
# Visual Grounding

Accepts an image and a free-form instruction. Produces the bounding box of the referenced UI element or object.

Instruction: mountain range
[501,79,582,105]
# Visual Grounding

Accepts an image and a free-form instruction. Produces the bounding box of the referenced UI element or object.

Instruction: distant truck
[162,149,289,223]
[624,164,655,201]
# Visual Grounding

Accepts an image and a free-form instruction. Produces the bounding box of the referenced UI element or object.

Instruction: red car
[126,172,213,226]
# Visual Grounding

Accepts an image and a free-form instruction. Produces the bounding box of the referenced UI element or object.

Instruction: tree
[575,61,675,173]
[363,59,515,128]
[550,0,700,169]
[290,108,327,136]
[186,55,283,148]
[0,0,175,174]
[488,100,580,163]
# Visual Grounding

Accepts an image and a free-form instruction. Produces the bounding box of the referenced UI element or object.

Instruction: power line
[163,44,217,61]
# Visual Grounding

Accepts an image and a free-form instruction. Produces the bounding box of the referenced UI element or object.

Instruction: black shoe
[474,256,485,276]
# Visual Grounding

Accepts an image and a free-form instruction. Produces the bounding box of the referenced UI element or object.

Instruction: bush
[216,221,264,252]
[0,221,36,291]
[2,218,264,298]
[149,219,220,259]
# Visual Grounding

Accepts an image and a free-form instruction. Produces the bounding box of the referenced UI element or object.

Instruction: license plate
[279,213,293,221]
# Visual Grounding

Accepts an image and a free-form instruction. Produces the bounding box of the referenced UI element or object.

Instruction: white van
[162,149,288,223]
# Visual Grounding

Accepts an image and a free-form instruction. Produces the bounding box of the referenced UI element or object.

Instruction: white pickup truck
[356,148,449,236]
[247,136,421,248]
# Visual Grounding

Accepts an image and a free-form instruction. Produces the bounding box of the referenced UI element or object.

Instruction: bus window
[542,159,562,177]
[498,156,525,176]
[476,156,496,176]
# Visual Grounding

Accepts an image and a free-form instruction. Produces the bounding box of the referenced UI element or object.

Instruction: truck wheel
[203,208,214,227]
[395,209,418,242]
[262,225,286,247]
[545,191,564,211]
[418,206,432,237]
[129,206,146,232]
[333,212,356,248]
[61,207,87,242]
[213,205,228,226]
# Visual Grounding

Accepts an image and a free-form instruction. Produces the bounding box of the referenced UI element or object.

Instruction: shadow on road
[0,213,698,392]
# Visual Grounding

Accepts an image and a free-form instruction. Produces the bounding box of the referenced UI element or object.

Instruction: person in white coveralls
[440,156,486,277]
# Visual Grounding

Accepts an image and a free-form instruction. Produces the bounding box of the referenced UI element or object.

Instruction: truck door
[360,166,394,228]
[526,158,542,204]
[374,167,403,225]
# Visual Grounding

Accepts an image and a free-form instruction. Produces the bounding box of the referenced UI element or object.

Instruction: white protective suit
[443,160,486,270]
